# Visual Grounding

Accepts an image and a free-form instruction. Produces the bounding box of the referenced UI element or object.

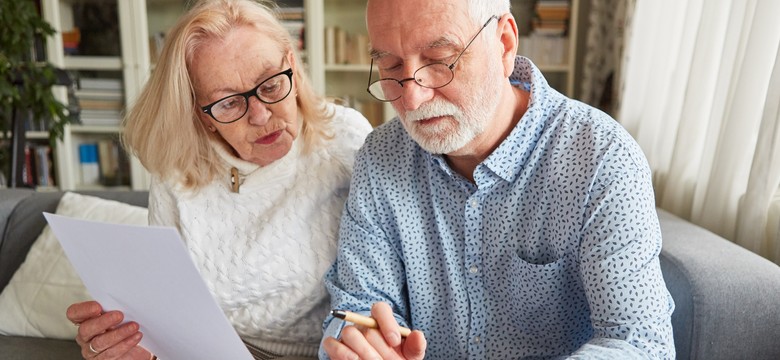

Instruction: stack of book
[533,0,570,36]
[76,77,124,126]
[518,0,571,66]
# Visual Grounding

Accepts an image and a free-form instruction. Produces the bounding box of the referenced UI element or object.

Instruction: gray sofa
[1,189,780,359]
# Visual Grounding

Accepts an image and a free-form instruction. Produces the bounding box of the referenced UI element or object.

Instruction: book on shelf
[78,77,124,91]
[79,109,123,126]
[78,98,124,111]
[21,143,56,188]
[78,140,130,187]
[75,89,125,100]
[533,0,571,35]
[324,26,370,66]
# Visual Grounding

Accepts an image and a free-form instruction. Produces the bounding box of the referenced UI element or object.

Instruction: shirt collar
[479,56,562,184]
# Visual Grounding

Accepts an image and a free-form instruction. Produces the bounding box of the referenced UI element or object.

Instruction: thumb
[402,330,426,360]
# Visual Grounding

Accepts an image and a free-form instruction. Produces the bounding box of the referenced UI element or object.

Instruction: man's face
[366,0,504,156]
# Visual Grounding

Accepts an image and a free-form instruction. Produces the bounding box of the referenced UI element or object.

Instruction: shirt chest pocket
[508,251,588,332]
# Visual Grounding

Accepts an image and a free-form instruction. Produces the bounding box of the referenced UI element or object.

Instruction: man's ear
[498,14,519,77]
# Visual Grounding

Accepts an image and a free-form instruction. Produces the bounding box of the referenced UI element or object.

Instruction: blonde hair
[122,0,331,189]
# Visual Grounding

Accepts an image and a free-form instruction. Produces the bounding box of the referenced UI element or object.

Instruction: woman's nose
[246,96,272,126]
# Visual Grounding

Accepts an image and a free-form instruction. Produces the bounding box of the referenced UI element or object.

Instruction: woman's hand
[66,301,152,359]
[323,302,427,360]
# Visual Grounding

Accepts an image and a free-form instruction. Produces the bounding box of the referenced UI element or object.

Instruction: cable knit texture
[148,104,372,357]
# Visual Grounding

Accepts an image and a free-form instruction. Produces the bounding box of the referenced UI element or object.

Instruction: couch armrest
[658,208,780,360]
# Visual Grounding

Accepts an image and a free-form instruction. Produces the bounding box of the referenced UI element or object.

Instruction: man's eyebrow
[369,48,391,60]
[368,36,460,60]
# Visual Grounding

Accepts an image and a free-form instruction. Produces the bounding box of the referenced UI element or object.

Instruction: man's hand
[323,302,426,360]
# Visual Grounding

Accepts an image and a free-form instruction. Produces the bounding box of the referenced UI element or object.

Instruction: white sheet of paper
[43,213,253,360]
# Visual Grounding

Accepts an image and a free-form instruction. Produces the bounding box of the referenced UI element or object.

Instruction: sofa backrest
[0,190,149,293]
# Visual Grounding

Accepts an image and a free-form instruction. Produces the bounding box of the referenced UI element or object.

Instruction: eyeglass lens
[209,70,292,123]
[368,63,454,102]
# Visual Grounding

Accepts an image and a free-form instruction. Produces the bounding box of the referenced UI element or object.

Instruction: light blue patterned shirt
[322,57,675,359]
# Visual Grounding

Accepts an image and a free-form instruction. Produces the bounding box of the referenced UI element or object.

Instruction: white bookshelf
[40,0,186,191]
[38,0,583,191]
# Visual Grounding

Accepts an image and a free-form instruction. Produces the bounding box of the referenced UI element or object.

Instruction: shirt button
[474,336,481,343]
[469,265,479,274]
[470,199,478,208]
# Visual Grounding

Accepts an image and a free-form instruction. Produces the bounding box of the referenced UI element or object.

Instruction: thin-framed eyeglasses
[201,68,294,124]
[366,15,499,102]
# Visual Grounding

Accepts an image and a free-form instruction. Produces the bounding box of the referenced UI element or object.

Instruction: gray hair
[467,0,511,39]
[467,0,510,24]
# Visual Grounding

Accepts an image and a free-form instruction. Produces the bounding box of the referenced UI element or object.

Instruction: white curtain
[618,0,780,264]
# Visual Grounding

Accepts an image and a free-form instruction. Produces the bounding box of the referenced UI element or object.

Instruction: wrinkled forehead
[366,0,473,58]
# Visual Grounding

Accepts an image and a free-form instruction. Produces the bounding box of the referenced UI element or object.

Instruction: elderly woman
[64,0,372,359]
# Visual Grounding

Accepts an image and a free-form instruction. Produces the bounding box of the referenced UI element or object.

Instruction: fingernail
[390,332,401,345]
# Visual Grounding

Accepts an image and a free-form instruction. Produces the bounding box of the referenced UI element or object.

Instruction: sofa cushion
[0,192,148,339]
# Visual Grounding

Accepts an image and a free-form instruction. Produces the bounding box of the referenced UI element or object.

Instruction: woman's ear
[287,50,296,69]
[498,14,519,77]
[197,112,217,132]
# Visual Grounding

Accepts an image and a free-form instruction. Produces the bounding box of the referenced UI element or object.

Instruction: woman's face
[191,26,299,166]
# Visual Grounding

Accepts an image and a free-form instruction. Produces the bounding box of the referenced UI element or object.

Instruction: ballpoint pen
[331,309,412,337]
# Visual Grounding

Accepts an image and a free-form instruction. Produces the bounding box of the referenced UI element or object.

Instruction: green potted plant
[0,1,75,187]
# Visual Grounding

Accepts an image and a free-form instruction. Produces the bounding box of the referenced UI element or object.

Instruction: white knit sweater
[147,105,372,357]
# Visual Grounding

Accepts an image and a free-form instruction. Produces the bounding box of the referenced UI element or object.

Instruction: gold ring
[89,341,100,354]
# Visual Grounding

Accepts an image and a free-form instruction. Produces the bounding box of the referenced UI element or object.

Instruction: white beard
[399,61,503,155]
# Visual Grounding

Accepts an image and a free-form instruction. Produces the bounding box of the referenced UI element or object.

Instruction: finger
[93,330,144,360]
[322,336,358,360]
[67,301,103,325]
[77,311,125,344]
[402,330,427,360]
[363,327,405,360]
[88,321,141,359]
[371,302,402,347]
[340,325,382,360]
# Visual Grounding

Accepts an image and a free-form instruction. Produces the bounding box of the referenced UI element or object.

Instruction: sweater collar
[210,136,303,192]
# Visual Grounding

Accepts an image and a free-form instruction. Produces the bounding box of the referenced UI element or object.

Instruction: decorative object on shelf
[0,1,77,188]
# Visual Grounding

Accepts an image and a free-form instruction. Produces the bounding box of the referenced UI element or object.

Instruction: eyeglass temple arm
[449,15,500,70]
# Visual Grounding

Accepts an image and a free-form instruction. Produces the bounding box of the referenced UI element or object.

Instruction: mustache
[403,99,462,122]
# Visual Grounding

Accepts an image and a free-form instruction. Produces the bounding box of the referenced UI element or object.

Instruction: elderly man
[321,0,675,359]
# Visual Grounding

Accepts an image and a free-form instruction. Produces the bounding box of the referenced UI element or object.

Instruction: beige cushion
[0,192,147,339]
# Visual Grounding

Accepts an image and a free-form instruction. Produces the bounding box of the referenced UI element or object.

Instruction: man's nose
[399,80,434,111]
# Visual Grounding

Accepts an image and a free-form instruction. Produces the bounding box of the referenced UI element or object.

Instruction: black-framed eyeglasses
[201,68,294,124]
[366,15,499,102]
